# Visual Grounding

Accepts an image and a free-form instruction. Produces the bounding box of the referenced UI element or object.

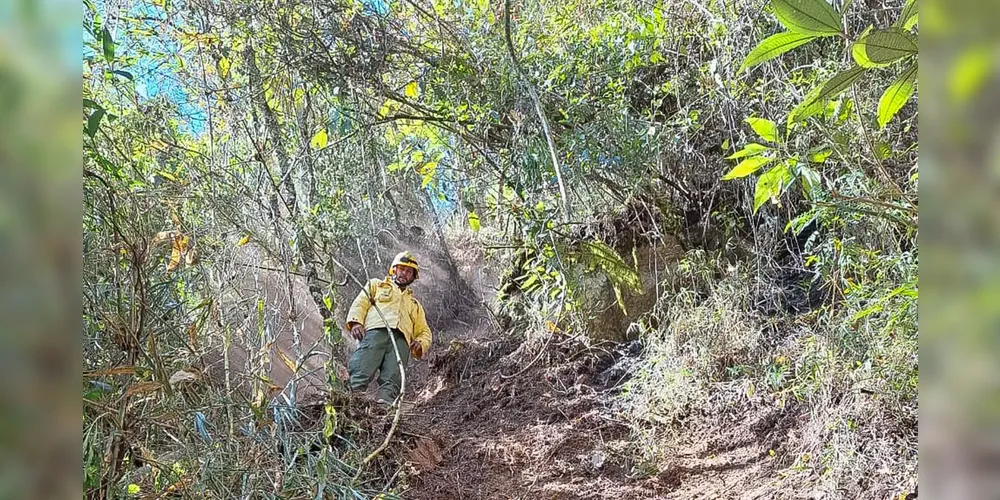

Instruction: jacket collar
[383,276,412,294]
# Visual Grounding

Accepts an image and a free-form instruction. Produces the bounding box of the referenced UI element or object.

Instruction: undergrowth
[611,232,917,497]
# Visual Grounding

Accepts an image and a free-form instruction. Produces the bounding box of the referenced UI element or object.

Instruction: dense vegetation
[83,0,917,497]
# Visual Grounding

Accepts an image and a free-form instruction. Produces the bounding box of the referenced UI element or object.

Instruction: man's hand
[349,324,365,341]
[409,340,423,359]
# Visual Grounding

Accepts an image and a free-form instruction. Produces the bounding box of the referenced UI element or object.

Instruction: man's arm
[409,302,432,359]
[345,280,375,339]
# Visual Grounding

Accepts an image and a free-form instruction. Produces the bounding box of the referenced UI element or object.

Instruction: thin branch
[503,0,570,221]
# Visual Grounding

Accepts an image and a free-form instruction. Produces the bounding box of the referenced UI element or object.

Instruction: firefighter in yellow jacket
[345,251,432,403]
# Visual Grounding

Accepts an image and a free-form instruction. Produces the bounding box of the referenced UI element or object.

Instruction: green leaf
[127,484,140,495]
[157,171,178,182]
[753,161,794,212]
[520,272,540,291]
[851,26,881,68]
[895,0,918,29]
[468,211,481,232]
[83,99,101,110]
[722,155,775,180]
[86,108,105,137]
[419,161,437,188]
[405,81,419,98]
[807,148,832,163]
[323,404,337,440]
[877,63,917,128]
[578,240,642,294]
[799,165,822,199]
[875,141,892,160]
[112,70,133,81]
[746,117,779,143]
[789,65,867,124]
[852,28,918,66]
[770,0,843,36]
[101,27,114,62]
[786,209,817,234]
[218,57,231,78]
[739,32,817,73]
[310,129,328,149]
[726,143,771,159]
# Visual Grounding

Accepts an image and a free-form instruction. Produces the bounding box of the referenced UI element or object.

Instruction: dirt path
[391,320,790,500]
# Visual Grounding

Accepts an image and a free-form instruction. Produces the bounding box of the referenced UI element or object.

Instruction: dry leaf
[187,323,198,348]
[275,347,298,374]
[125,381,163,397]
[166,234,189,273]
[169,370,198,388]
[267,383,283,398]
[152,230,178,244]
[156,475,194,499]
[184,247,197,266]
[335,363,350,382]
[407,437,444,474]
[83,365,136,377]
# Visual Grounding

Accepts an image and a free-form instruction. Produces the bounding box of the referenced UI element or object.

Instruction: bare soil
[389,319,797,500]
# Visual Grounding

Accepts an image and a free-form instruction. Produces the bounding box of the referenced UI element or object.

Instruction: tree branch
[503,0,570,221]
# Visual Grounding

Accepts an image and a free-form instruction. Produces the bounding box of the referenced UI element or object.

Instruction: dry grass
[610,248,918,498]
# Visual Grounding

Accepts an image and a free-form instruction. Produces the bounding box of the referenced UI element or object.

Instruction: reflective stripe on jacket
[345,277,432,357]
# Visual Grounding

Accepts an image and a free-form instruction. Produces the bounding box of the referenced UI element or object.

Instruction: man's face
[393,265,416,286]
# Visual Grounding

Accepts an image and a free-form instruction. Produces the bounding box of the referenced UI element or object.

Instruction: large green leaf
[722,155,775,180]
[877,63,917,128]
[753,160,794,212]
[726,143,772,159]
[771,0,843,36]
[746,117,780,143]
[850,26,883,68]
[739,32,817,73]
[895,0,918,29]
[852,28,918,66]
[101,27,114,62]
[789,65,867,124]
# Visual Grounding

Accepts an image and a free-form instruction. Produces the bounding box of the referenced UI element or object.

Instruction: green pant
[348,328,410,402]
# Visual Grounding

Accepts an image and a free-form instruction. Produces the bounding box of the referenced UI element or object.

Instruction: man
[345,251,432,404]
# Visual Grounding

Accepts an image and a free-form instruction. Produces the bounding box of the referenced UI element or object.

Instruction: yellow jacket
[346,277,432,357]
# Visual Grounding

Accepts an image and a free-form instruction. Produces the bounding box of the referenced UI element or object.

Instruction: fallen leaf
[125,381,163,397]
[407,437,444,474]
[83,365,136,377]
[169,370,199,388]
